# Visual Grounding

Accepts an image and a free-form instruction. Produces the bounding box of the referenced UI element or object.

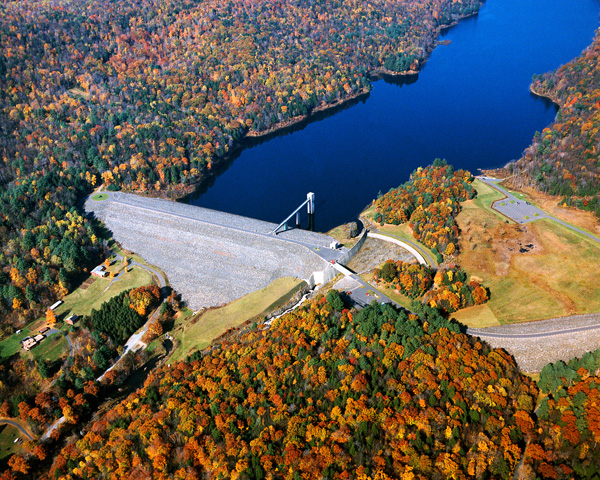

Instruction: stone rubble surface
[471,313,600,373]
[86,193,330,310]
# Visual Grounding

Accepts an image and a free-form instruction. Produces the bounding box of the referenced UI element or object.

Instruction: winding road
[96,255,168,382]
[0,418,36,441]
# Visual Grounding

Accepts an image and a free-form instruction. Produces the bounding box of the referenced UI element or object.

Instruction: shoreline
[480,82,562,179]
[121,9,483,204]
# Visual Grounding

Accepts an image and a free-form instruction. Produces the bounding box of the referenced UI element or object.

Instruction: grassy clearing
[107,242,171,287]
[0,425,23,460]
[375,224,437,266]
[54,266,153,319]
[457,188,600,324]
[470,179,510,222]
[67,88,91,100]
[91,193,109,201]
[170,277,305,362]
[0,328,33,362]
[451,304,501,328]
[31,334,68,363]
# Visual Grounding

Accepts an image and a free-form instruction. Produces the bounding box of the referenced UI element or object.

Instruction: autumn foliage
[373,260,434,298]
[523,350,600,479]
[507,29,600,218]
[424,266,489,314]
[47,294,536,479]
[374,261,489,313]
[373,160,475,255]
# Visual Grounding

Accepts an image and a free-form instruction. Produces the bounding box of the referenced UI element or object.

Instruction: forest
[0,290,590,479]
[506,30,600,218]
[372,159,476,258]
[0,284,166,465]
[21,292,541,480]
[373,262,489,314]
[524,348,600,479]
[0,0,483,332]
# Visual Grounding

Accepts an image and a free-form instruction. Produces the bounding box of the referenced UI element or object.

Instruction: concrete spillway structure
[85,192,341,310]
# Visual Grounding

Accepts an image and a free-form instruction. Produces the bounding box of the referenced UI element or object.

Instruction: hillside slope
[39,294,537,480]
[505,29,600,218]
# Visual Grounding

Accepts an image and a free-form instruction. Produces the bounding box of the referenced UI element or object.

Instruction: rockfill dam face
[85,192,339,310]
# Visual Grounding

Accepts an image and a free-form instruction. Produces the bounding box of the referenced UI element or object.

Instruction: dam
[85,192,346,310]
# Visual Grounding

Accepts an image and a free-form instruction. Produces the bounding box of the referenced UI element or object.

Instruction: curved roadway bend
[0,418,36,441]
[367,232,431,266]
[46,328,73,356]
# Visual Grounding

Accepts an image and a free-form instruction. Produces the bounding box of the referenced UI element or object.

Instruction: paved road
[367,232,430,265]
[479,176,600,244]
[0,418,36,441]
[467,323,600,339]
[46,328,73,356]
[96,256,168,382]
[330,261,402,309]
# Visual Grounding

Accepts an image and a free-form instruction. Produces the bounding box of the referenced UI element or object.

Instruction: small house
[91,265,108,277]
[65,314,79,326]
[22,337,38,351]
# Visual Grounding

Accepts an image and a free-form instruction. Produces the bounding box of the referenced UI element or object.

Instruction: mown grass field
[1,265,155,363]
[31,333,68,363]
[0,328,33,362]
[90,193,109,201]
[54,265,153,318]
[456,180,600,326]
[170,277,305,362]
[0,425,23,460]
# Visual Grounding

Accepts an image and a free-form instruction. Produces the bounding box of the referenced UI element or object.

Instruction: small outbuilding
[65,314,79,326]
[91,265,108,277]
[49,300,63,311]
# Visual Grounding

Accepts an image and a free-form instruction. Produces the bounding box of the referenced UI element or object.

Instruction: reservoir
[186,0,600,232]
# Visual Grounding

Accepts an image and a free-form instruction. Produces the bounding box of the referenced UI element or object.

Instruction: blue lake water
[186,0,600,232]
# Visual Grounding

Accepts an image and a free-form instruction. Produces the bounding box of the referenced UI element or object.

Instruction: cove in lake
[185,0,600,233]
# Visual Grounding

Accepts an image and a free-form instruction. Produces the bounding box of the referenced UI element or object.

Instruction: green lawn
[0,328,33,362]
[375,224,438,266]
[31,333,68,363]
[170,277,305,362]
[0,425,24,460]
[469,179,510,222]
[54,266,154,318]
[91,193,109,201]
[457,186,600,324]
